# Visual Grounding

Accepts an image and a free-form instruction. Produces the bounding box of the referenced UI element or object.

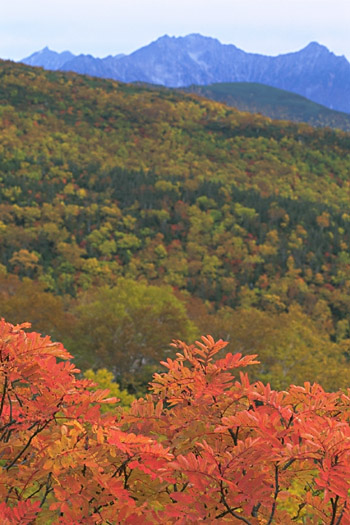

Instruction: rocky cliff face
[20,35,350,113]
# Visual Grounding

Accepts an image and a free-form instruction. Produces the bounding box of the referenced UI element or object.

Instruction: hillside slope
[1,60,350,389]
[182,82,350,131]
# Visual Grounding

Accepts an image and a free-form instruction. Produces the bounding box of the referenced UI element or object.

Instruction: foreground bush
[0,319,171,524]
[1,319,350,523]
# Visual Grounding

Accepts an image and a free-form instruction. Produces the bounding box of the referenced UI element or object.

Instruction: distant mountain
[61,54,116,78]
[19,34,350,113]
[60,53,126,77]
[21,47,125,73]
[21,47,76,70]
[182,82,350,131]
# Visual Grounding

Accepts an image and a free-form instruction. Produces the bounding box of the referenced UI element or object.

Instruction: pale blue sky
[2,0,350,61]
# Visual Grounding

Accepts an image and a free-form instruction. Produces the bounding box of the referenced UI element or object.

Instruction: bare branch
[217,480,253,525]
[40,472,53,507]
[0,375,8,419]
[267,464,279,525]
[228,427,239,446]
[5,420,50,471]
[330,495,340,525]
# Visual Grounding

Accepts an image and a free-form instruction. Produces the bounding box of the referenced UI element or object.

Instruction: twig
[267,464,279,525]
[217,480,252,525]
[5,420,50,471]
[0,376,8,418]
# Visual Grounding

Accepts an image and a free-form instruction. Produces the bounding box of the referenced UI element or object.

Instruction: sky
[1,0,350,62]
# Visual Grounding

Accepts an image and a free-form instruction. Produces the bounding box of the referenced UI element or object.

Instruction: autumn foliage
[3,60,350,393]
[2,319,350,523]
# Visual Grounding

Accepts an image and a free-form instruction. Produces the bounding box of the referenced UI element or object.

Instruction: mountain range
[20,34,350,114]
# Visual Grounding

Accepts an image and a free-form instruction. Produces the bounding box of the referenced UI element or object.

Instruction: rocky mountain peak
[18,35,350,113]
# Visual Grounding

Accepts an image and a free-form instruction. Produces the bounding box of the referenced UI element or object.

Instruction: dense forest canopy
[1,59,350,391]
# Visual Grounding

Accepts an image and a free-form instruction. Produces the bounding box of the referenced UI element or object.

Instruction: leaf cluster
[2,322,350,523]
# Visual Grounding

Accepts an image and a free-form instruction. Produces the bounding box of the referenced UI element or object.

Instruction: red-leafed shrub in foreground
[1,318,350,523]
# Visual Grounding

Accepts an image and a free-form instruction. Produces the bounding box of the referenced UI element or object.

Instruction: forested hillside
[1,59,350,392]
[183,82,350,131]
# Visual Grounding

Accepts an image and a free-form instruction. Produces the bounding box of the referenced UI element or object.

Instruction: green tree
[84,368,135,410]
[70,278,198,390]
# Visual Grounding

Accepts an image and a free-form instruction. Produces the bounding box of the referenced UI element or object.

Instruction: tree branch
[228,427,239,446]
[5,420,50,471]
[0,375,7,419]
[40,472,53,507]
[336,500,346,525]
[330,495,340,525]
[267,464,279,525]
[217,480,252,525]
